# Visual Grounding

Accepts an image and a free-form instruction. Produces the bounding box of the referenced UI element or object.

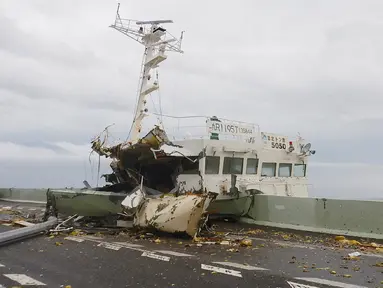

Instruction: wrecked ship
[45,5,316,238]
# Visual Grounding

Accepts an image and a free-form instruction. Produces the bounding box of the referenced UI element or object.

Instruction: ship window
[261,162,276,177]
[294,164,306,177]
[205,156,220,174]
[181,157,199,174]
[246,158,259,174]
[278,163,292,177]
[223,157,243,174]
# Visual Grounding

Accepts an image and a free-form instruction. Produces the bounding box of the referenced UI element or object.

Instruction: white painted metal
[109,4,314,199]
[4,274,46,286]
[110,5,184,144]
[169,134,313,199]
[134,194,214,237]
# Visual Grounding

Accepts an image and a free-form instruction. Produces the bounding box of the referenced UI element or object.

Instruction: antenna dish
[301,143,311,154]
[136,20,173,25]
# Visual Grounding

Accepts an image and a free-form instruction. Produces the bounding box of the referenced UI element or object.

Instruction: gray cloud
[1,0,383,198]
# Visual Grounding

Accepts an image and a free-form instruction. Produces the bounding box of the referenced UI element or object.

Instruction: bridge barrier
[1,188,382,239]
[0,188,59,204]
[242,194,383,239]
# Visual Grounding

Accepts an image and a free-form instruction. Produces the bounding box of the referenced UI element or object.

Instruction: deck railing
[152,114,261,142]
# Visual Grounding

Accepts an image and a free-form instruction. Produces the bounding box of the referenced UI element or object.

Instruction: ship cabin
[166,118,315,199]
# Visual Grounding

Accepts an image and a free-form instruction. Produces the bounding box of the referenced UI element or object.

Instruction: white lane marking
[113,242,144,248]
[142,252,170,262]
[287,281,320,288]
[64,236,85,243]
[79,235,104,241]
[28,208,37,211]
[294,277,368,288]
[155,250,194,257]
[361,252,383,259]
[212,261,268,271]
[201,264,242,278]
[0,263,4,267]
[4,274,46,285]
[97,242,122,251]
[76,237,147,253]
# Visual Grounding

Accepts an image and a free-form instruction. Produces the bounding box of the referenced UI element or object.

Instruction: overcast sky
[1,0,383,199]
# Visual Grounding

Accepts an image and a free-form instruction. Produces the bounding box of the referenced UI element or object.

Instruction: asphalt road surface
[0,203,382,287]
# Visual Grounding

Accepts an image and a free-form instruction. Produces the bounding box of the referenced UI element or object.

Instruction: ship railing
[152,114,261,142]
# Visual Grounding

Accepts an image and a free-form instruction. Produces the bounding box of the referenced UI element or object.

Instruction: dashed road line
[64,236,85,243]
[294,277,368,288]
[212,261,268,271]
[155,250,194,257]
[113,242,144,248]
[97,242,122,251]
[141,252,170,262]
[0,264,4,267]
[4,274,46,286]
[201,264,242,278]
[287,281,320,288]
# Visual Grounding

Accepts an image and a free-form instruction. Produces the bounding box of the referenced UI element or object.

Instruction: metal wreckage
[43,126,218,238]
[42,6,316,239]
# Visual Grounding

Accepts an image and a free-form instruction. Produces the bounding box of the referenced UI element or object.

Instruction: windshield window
[223,157,243,174]
[278,163,292,177]
[261,162,276,177]
[181,157,199,174]
[205,156,220,174]
[294,164,306,177]
[246,158,259,174]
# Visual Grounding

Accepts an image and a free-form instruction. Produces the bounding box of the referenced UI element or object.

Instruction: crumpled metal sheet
[134,194,216,238]
[156,144,194,157]
[121,186,146,215]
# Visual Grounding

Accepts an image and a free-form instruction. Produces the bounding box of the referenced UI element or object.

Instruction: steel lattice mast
[110,3,184,144]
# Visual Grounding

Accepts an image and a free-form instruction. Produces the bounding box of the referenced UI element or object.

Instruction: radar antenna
[110,3,184,144]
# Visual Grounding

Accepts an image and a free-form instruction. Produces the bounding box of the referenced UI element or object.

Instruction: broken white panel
[158,144,194,157]
[134,194,214,238]
[201,264,242,278]
[177,175,202,193]
[121,187,145,213]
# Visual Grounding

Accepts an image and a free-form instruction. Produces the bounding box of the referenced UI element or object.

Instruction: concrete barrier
[2,188,382,239]
[242,195,383,239]
[0,188,64,203]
